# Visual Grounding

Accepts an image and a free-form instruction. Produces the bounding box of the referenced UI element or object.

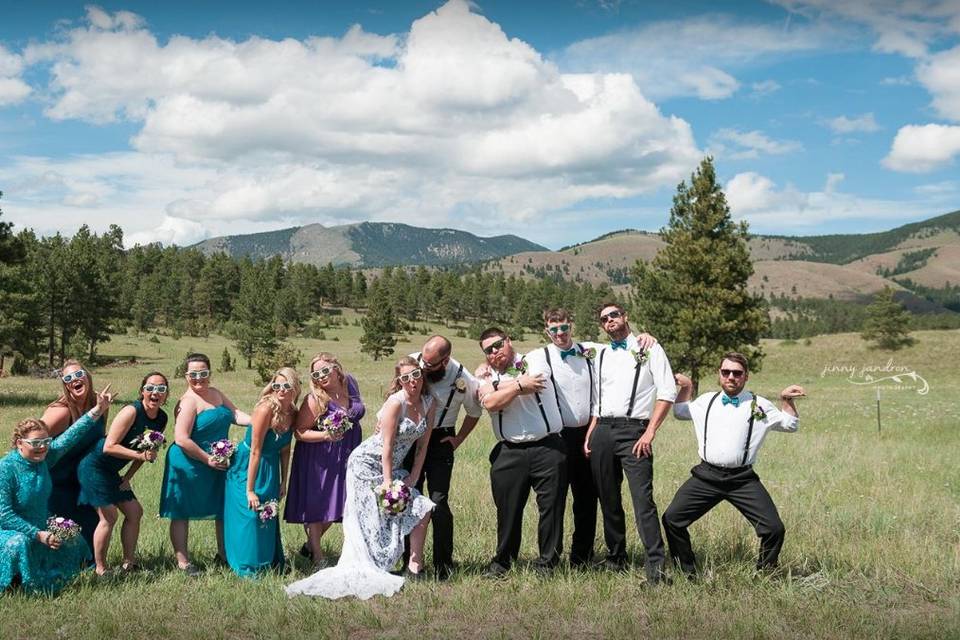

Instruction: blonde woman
[223,368,299,577]
[284,353,365,567]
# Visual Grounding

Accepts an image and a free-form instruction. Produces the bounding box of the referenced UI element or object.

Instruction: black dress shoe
[435,564,455,581]
[481,562,509,579]
[599,558,629,572]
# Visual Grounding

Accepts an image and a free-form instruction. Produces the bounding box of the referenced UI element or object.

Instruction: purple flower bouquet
[256,500,279,524]
[374,480,411,516]
[46,516,81,540]
[208,439,236,466]
[130,429,166,452]
[318,407,352,438]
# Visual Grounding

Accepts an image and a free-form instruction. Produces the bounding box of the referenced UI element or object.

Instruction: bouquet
[209,439,236,466]
[46,516,81,541]
[130,429,165,452]
[256,500,279,524]
[374,480,411,516]
[318,407,352,438]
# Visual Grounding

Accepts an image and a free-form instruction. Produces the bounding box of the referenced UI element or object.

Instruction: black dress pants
[402,428,456,571]
[662,461,786,574]
[589,418,665,577]
[488,434,568,571]
[561,427,598,565]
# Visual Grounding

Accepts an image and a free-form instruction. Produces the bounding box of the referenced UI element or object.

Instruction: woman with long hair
[159,353,250,576]
[40,359,107,554]
[284,353,365,567]
[285,356,435,599]
[223,367,299,577]
[1,386,114,593]
[77,371,169,575]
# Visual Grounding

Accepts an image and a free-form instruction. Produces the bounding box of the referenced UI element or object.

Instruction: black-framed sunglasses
[397,369,423,384]
[599,310,623,324]
[311,364,340,380]
[481,338,507,355]
[720,368,745,379]
[187,369,211,380]
[143,384,168,394]
[271,382,294,391]
[546,324,571,335]
[20,437,53,450]
[61,369,86,384]
[418,354,447,370]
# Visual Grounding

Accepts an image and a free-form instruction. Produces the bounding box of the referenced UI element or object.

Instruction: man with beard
[584,302,676,584]
[663,354,804,577]
[402,335,482,580]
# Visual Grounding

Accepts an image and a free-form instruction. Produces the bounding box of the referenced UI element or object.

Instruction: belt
[700,460,752,474]
[598,417,649,427]
[500,433,561,447]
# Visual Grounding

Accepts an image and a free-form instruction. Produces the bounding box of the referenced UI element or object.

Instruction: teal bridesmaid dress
[159,404,233,519]
[223,425,292,577]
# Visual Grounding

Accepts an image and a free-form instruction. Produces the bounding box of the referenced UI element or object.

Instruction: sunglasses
[546,324,571,335]
[20,437,53,450]
[143,384,168,394]
[311,365,340,380]
[418,355,446,370]
[397,369,423,384]
[599,310,623,324]
[61,369,86,384]
[187,370,211,380]
[482,338,507,355]
[271,382,294,391]
[720,369,745,379]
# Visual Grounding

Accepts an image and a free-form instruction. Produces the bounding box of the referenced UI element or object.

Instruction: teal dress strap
[47,413,100,468]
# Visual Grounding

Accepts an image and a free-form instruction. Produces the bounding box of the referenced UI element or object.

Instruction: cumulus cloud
[6,0,703,243]
[557,14,837,101]
[127,215,209,246]
[0,45,31,106]
[917,45,960,121]
[883,124,960,172]
[709,128,803,160]
[825,112,880,133]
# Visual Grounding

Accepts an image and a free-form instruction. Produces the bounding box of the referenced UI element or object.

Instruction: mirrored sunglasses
[397,369,423,384]
[61,369,86,384]
[547,324,571,335]
[187,369,211,380]
[143,384,168,393]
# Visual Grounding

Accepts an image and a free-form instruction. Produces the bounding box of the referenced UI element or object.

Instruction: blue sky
[1,0,959,249]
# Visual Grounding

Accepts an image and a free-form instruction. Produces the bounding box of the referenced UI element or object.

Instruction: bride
[285,356,436,599]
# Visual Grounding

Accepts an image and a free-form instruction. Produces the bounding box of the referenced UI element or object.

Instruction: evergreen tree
[360,302,398,361]
[861,286,914,350]
[0,197,37,371]
[632,157,769,393]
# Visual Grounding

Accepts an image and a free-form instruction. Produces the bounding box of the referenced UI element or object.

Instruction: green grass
[1,321,958,639]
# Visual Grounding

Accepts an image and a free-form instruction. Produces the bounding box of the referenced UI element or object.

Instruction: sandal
[120,562,141,573]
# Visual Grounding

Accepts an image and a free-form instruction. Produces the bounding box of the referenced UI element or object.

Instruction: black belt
[598,417,649,427]
[500,433,562,448]
[700,460,753,474]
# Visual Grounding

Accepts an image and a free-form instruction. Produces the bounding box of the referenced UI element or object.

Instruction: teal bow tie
[560,348,578,360]
[721,395,740,407]
[610,339,628,351]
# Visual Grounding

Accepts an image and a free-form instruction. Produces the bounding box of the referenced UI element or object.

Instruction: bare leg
[407,513,432,573]
[93,505,119,575]
[116,500,143,567]
[170,519,190,568]
[307,521,332,563]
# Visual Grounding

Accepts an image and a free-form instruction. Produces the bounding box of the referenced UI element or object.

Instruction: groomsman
[476,328,566,577]
[585,302,676,584]
[403,335,482,580]
[540,308,657,567]
[663,354,804,576]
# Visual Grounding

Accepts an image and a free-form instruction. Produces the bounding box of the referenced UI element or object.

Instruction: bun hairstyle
[51,358,96,421]
[12,418,48,448]
[385,355,430,399]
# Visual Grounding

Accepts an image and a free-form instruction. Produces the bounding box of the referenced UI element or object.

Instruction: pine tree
[861,286,914,350]
[360,302,398,361]
[632,157,769,393]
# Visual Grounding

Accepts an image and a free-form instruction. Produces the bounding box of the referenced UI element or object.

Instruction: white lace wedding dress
[285,391,436,599]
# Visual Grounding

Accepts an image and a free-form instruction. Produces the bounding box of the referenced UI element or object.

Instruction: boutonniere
[749,396,767,422]
[581,347,597,360]
[454,377,467,393]
[506,356,527,377]
[631,348,649,366]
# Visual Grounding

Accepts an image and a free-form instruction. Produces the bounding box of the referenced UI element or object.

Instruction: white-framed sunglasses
[311,364,340,381]
[187,369,211,380]
[271,382,294,391]
[143,384,168,393]
[61,369,86,384]
[20,436,53,450]
[397,369,423,384]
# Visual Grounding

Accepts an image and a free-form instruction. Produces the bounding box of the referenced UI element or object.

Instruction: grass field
[1,320,958,639]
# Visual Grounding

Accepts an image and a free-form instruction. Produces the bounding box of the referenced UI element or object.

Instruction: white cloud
[750,80,782,97]
[127,215,209,246]
[558,15,837,100]
[917,45,960,121]
[826,112,880,133]
[0,45,30,106]
[709,128,803,159]
[883,123,960,172]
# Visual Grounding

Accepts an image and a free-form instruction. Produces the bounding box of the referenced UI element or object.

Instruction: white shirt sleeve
[524,349,550,378]
[461,371,483,418]
[648,344,677,403]
[758,396,799,433]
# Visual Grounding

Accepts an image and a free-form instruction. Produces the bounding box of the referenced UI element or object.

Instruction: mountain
[193,221,548,267]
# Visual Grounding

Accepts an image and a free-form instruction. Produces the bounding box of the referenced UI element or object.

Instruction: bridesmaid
[40,359,107,554]
[223,368,299,577]
[284,353,364,567]
[159,353,250,576]
[0,386,115,593]
[77,372,169,575]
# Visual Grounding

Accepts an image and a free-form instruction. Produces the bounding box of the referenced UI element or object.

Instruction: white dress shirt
[541,343,595,428]
[486,349,563,443]
[673,390,799,467]
[592,337,677,419]
[410,353,482,430]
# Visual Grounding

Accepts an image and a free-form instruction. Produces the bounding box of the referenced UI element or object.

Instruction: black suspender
[578,343,595,412]
[702,391,757,466]
[541,347,564,425]
[597,349,605,416]
[596,347,643,418]
[742,392,757,466]
[702,392,721,460]
[436,364,462,429]
[627,361,643,416]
